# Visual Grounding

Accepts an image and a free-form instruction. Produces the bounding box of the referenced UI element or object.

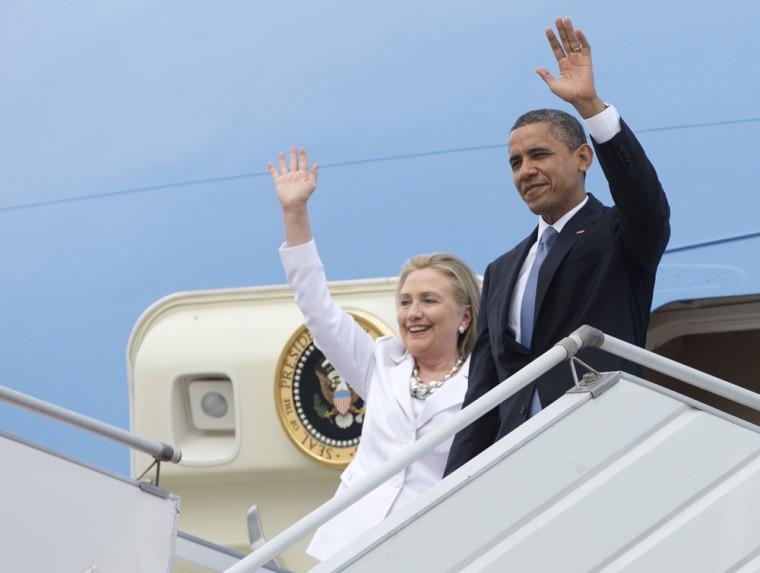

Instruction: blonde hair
[396,253,480,358]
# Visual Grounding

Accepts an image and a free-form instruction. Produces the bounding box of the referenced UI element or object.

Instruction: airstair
[229,327,760,573]
[4,324,758,572]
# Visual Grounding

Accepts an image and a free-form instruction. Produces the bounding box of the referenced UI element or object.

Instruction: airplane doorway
[645,295,760,425]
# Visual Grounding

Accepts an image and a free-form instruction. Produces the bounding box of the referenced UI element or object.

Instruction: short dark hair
[511,109,587,150]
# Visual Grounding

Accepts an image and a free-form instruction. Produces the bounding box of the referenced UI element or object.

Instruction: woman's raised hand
[268,146,319,210]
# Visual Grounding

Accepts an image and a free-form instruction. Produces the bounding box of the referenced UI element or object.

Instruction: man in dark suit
[444,18,670,474]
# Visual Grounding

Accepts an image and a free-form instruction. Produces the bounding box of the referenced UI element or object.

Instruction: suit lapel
[494,230,536,348]
[391,353,415,423]
[415,357,470,427]
[533,195,603,324]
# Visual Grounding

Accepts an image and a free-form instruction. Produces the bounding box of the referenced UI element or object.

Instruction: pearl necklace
[409,356,464,399]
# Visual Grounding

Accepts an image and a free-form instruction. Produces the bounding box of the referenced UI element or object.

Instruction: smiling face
[397,267,471,365]
[508,121,592,224]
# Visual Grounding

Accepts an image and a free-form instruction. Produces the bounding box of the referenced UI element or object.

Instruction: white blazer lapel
[388,347,415,424]
[415,357,469,428]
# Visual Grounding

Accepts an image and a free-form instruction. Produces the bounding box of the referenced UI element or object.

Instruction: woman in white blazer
[268,147,480,562]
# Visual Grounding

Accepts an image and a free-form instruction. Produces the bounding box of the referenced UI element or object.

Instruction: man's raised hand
[535,18,605,118]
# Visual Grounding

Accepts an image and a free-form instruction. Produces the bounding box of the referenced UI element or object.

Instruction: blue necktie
[520,226,558,348]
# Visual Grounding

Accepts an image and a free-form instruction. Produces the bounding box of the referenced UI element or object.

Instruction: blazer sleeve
[444,263,501,476]
[280,240,376,399]
[593,118,670,273]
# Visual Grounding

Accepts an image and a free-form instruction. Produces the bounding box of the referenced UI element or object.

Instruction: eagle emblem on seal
[275,310,392,467]
[315,359,365,429]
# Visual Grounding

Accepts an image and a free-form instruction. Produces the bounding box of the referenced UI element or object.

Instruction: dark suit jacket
[444,119,670,475]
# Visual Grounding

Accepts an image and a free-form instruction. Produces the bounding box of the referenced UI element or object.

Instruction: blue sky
[2,1,759,474]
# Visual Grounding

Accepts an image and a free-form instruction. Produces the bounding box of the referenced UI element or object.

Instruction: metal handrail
[598,333,760,411]
[0,383,182,463]
[224,325,760,572]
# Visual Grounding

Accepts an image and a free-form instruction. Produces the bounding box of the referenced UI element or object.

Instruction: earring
[458,325,466,334]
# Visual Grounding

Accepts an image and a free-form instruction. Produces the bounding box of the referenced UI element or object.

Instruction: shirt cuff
[279,239,321,270]
[585,104,621,144]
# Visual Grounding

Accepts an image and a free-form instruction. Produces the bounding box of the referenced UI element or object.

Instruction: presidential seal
[275,310,393,467]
